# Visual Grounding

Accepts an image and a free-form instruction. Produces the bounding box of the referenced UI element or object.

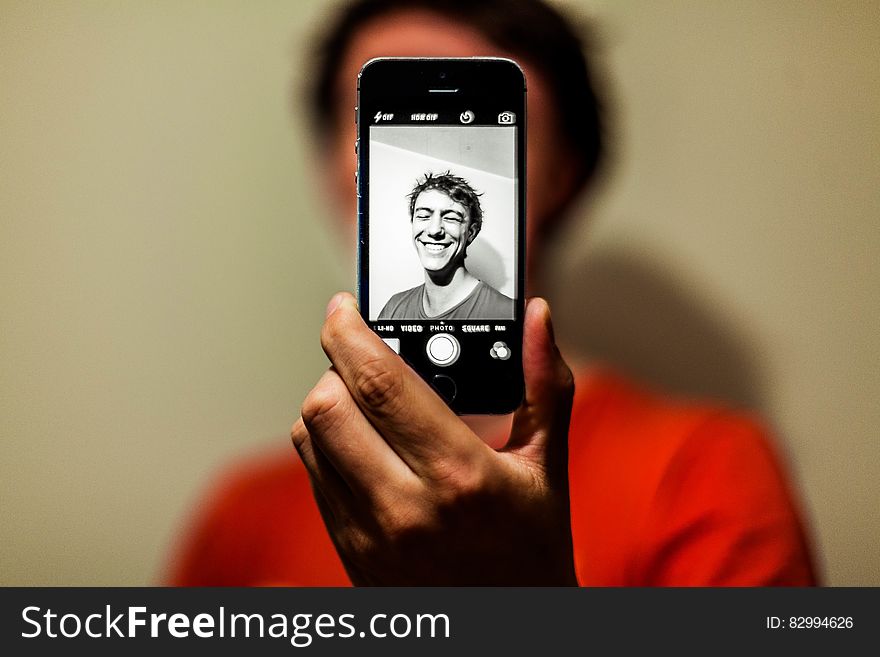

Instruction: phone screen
[368,124,518,321]
[357,58,525,414]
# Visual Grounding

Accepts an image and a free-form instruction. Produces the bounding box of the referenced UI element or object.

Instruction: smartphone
[356,57,526,415]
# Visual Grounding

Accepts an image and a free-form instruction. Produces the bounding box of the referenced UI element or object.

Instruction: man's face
[411,189,477,275]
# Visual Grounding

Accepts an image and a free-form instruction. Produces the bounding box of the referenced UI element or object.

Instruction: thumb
[506,297,574,481]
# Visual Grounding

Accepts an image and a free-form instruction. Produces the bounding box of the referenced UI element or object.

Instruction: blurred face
[411,189,478,275]
[322,9,579,275]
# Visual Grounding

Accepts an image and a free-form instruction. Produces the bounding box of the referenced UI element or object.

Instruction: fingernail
[326,293,345,318]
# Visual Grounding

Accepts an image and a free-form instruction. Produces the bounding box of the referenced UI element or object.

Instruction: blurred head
[408,172,482,277]
[306,0,604,272]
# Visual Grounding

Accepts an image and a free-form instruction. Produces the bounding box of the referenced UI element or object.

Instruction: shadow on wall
[552,244,765,412]
[467,238,508,293]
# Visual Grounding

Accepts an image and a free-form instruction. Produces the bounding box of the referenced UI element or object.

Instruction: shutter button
[426,333,460,367]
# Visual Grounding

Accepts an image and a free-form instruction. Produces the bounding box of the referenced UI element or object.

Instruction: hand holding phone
[293,58,576,584]
[293,293,577,585]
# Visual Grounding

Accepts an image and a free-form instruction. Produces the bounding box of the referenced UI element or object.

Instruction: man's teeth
[423,243,447,253]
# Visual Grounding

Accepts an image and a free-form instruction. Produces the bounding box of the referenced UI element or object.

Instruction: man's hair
[307,0,604,215]
[408,172,483,233]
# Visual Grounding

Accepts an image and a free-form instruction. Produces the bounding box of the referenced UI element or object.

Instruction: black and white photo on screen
[369,125,517,321]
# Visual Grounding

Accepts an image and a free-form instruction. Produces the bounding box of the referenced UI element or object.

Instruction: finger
[291,416,353,527]
[506,297,574,480]
[320,292,487,478]
[293,415,377,586]
[300,368,419,504]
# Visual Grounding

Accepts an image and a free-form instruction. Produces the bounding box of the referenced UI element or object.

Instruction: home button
[431,375,457,403]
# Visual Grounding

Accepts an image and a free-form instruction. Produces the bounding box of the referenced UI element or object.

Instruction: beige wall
[1,1,877,585]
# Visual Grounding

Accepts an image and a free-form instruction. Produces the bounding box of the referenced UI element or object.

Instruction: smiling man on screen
[379,172,514,320]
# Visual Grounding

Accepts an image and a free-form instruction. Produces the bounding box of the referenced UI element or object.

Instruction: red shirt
[166,370,817,586]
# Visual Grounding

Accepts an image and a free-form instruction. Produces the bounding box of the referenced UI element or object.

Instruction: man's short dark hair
[408,172,483,233]
[306,0,604,219]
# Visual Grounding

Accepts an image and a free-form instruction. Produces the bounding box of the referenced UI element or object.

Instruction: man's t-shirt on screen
[379,280,513,320]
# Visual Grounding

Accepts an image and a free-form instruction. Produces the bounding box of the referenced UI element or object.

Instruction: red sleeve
[163,448,350,587]
[163,466,260,587]
[633,413,818,586]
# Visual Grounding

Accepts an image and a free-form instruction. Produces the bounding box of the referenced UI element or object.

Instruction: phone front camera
[439,71,447,79]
